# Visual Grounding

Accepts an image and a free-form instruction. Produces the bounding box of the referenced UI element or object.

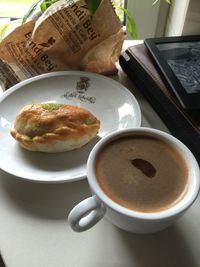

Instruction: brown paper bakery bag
[0,0,124,90]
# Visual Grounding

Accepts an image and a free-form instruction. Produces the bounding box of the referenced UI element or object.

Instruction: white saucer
[0,71,141,183]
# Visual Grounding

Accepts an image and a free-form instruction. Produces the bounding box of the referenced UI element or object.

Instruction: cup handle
[68,195,106,232]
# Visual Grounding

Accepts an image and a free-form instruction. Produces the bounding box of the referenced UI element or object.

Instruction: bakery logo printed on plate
[62,77,96,104]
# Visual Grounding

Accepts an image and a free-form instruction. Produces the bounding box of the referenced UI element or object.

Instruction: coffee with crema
[95,134,189,213]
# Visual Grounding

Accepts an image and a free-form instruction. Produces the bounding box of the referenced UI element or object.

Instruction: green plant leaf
[40,0,47,12]
[39,0,101,15]
[85,0,101,15]
[40,0,59,13]
[117,6,137,39]
[0,24,10,40]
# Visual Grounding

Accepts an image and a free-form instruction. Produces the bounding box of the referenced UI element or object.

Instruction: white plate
[0,71,141,183]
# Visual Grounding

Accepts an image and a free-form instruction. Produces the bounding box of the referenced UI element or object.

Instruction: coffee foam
[95,135,188,213]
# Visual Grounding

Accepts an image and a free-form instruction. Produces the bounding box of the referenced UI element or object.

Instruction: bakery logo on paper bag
[62,77,96,104]
[38,37,56,48]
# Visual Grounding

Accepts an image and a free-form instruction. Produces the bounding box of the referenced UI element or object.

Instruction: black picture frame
[144,35,200,110]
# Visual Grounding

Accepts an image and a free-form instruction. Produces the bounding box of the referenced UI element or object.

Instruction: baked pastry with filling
[10,103,100,152]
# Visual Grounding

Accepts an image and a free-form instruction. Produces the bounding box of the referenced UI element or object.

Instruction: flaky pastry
[10,103,100,152]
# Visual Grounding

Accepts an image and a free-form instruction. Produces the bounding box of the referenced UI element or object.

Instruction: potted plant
[0,0,171,39]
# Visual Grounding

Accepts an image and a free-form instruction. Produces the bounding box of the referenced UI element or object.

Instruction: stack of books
[119,43,200,163]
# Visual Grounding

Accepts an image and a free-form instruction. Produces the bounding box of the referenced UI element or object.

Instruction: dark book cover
[119,43,200,163]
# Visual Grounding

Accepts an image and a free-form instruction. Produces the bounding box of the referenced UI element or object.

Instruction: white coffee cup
[68,128,200,234]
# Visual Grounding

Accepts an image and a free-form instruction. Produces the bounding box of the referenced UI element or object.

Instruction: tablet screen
[156,41,200,94]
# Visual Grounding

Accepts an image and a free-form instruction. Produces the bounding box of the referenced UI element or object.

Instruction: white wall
[126,0,169,39]
[182,0,200,35]
[165,0,200,36]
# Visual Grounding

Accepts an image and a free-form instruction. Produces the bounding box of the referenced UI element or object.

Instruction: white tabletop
[0,41,200,267]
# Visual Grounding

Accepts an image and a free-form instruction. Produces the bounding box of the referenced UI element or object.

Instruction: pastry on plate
[10,103,100,152]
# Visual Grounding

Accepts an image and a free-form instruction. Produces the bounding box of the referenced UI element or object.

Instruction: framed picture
[144,35,200,110]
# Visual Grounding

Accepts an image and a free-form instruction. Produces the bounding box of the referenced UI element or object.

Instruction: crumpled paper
[0,0,124,90]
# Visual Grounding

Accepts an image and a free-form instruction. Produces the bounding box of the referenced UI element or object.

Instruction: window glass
[113,0,126,23]
[0,0,35,18]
